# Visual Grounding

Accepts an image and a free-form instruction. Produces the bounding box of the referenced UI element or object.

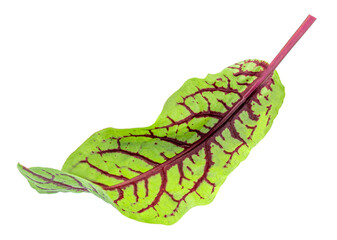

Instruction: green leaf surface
[19,59,285,225]
[17,163,112,204]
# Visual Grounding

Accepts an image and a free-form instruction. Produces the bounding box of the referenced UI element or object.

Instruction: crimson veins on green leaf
[18,15,316,225]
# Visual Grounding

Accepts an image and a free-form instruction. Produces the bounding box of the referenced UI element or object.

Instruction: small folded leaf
[17,163,112,204]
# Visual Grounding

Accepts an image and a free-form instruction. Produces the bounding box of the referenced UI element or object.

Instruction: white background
[1,0,336,239]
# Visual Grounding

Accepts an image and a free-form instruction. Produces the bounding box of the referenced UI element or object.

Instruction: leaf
[19,59,284,224]
[18,15,316,225]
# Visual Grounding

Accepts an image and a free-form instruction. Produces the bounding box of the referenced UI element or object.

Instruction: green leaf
[18,14,316,225]
[19,59,285,225]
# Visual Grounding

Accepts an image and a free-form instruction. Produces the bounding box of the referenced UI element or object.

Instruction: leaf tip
[17,163,28,176]
[17,162,23,171]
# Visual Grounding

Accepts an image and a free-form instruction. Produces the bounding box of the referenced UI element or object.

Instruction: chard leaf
[18,15,316,225]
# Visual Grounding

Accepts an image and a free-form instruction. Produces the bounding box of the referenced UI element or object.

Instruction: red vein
[97,149,160,167]
[156,112,222,130]
[137,170,167,213]
[80,158,129,181]
[129,133,191,148]
[266,105,272,116]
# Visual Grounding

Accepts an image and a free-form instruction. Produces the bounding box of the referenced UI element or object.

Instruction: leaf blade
[18,15,316,224]
[58,60,285,224]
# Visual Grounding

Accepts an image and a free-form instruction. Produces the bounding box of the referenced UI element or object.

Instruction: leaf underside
[19,59,285,225]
